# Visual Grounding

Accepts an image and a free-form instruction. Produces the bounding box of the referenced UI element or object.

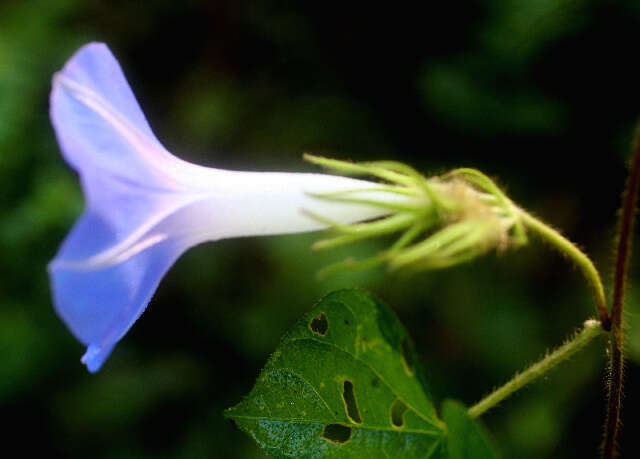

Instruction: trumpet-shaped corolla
[49,43,396,372]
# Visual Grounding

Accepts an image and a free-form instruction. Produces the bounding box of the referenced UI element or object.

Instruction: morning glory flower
[48,43,402,372]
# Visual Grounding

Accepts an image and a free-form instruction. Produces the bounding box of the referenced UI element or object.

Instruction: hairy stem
[519,210,610,328]
[468,319,604,419]
[602,130,640,458]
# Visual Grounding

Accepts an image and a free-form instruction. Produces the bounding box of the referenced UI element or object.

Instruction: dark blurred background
[3,0,640,457]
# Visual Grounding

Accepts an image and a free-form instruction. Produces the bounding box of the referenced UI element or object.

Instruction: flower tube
[48,43,401,372]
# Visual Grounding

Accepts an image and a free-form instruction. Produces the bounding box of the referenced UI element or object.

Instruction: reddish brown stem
[602,128,640,458]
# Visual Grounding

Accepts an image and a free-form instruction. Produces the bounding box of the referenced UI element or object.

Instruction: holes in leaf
[322,423,352,444]
[342,380,362,424]
[309,312,329,336]
[390,398,408,428]
[400,337,415,376]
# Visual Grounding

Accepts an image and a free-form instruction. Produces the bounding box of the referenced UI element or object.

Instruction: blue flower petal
[81,344,116,373]
[48,177,198,371]
[48,43,200,371]
[50,42,186,192]
[50,222,185,372]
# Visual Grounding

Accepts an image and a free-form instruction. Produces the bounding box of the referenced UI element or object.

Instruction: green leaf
[226,289,500,459]
[441,400,500,459]
[226,289,445,458]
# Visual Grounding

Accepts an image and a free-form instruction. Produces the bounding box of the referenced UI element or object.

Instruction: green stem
[468,319,604,419]
[519,210,610,328]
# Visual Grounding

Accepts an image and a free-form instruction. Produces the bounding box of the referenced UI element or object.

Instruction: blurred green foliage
[2,0,640,457]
